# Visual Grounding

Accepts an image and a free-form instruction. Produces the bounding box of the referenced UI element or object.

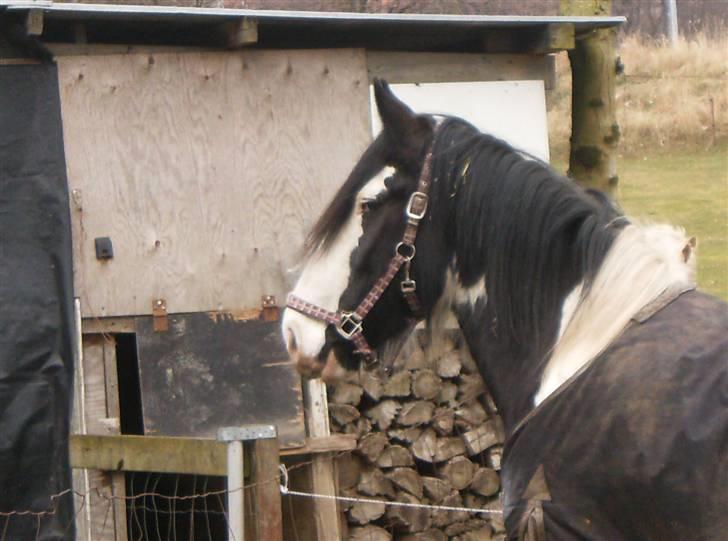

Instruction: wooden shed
[1,3,623,540]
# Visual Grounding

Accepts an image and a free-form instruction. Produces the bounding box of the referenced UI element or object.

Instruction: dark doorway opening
[115,333,230,540]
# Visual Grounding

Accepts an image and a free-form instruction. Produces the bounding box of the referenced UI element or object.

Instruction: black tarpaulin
[0,64,75,540]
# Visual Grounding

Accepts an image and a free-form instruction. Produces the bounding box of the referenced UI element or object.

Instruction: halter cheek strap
[286,136,436,363]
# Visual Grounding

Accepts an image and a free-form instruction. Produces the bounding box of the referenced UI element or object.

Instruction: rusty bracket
[152,299,169,332]
[261,295,279,322]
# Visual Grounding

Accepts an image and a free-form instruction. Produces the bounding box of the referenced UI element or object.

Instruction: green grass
[617,145,728,300]
[551,145,728,300]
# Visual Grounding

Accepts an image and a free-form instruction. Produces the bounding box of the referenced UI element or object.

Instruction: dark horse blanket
[503,290,728,540]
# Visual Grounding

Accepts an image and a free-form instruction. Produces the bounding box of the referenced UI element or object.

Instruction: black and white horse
[282,80,728,540]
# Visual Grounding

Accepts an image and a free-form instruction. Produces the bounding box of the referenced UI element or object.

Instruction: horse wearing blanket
[282,80,728,540]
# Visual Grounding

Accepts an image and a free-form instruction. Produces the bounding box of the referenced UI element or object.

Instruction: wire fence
[1,456,505,541]
[0,461,309,541]
[1,476,235,541]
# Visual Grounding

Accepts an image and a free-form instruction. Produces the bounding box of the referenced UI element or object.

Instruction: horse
[281,79,728,540]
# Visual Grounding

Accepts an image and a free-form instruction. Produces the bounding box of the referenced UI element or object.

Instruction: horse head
[281,80,450,382]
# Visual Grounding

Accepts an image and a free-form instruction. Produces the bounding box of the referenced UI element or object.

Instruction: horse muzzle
[288,342,347,384]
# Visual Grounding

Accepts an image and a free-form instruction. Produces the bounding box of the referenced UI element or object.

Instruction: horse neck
[431,260,564,432]
[451,291,562,433]
[441,204,696,433]
[428,160,578,431]
[425,127,694,431]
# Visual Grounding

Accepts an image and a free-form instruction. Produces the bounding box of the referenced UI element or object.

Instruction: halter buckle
[400,279,417,293]
[336,312,363,340]
[406,191,429,221]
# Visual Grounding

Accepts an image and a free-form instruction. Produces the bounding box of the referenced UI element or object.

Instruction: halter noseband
[286,138,436,364]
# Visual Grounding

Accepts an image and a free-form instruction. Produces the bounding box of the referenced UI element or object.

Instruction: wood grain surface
[58,49,371,317]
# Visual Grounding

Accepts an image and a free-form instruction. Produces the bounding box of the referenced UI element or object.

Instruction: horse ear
[373,79,418,134]
[682,236,697,263]
[373,79,433,171]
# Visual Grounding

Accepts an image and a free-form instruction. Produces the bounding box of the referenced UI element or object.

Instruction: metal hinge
[261,295,279,322]
[152,299,168,332]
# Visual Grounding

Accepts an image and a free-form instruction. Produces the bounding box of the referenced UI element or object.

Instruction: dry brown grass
[547,32,728,161]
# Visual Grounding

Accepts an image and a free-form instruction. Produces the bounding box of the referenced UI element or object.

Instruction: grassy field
[617,145,728,300]
[553,145,728,300]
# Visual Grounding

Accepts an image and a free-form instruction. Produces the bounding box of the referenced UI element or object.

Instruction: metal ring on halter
[336,311,363,340]
[395,242,416,261]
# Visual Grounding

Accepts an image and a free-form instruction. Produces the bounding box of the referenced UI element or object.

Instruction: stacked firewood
[329,332,507,541]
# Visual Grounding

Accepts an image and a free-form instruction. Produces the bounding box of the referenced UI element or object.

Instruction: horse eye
[360,200,375,214]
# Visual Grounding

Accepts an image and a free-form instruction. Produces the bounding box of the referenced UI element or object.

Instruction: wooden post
[100,336,128,541]
[560,0,620,194]
[304,379,343,541]
[218,425,281,541]
[251,438,283,541]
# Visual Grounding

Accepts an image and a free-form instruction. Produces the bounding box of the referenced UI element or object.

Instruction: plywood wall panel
[58,49,371,317]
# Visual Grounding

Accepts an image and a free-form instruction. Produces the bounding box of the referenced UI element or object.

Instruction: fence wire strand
[2,456,503,540]
[0,460,314,541]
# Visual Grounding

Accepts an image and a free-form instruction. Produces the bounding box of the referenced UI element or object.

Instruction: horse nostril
[286,329,298,355]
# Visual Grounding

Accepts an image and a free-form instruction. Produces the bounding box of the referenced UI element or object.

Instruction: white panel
[371,80,550,162]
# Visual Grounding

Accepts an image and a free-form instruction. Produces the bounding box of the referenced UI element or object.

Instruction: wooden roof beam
[223,17,258,48]
[532,23,575,53]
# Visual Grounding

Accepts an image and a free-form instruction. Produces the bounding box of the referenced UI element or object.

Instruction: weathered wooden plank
[101,336,128,541]
[281,433,357,456]
[83,336,109,436]
[58,48,371,318]
[367,52,554,88]
[304,379,343,541]
[49,44,216,57]
[0,58,42,65]
[71,432,353,474]
[26,9,43,35]
[82,316,136,334]
[70,434,230,475]
[81,336,116,541]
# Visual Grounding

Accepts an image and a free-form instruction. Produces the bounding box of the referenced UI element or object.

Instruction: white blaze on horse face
[282,167,393,374]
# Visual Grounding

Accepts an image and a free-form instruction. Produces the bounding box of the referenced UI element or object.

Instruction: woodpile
[330,331,506,541]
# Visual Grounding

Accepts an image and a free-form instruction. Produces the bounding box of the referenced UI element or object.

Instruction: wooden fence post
[251,437,283,541]
[304,379,343,541]
[218,425,282,541]
[561,0,620,195]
